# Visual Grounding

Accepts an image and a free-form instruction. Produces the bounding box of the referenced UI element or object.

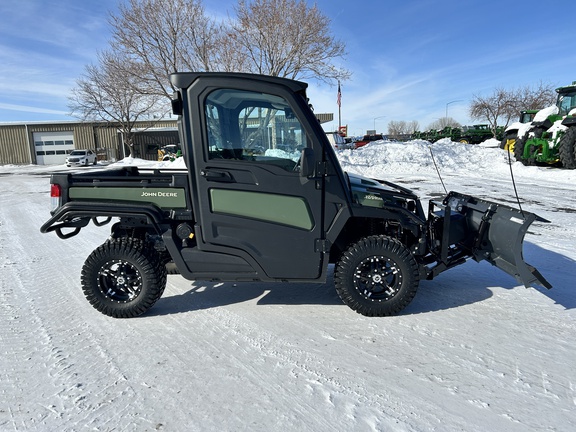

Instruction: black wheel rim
[353,255,403,301]
[98,259,143,302]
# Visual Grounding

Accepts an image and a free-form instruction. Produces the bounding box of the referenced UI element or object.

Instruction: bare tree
[408,120,420,133]
[426,117,461,130]
[229,0,350,82]
[388,120,420,140]
[469,82,557,134]
[469,87,514,136]
[387,121,404,139]
[514,81,557,111]
[109,0,221,99]
[109,0,349,93]
[71,0,350,158]
[69,50,167,156]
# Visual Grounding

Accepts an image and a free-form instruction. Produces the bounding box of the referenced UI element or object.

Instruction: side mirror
[171,91,183,116]
[300,148,315,178]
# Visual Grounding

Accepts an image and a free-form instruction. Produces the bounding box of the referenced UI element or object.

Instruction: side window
[205,89,308,171]
[558,93,576,116]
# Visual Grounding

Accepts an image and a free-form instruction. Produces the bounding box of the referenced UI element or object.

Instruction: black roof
[169,72,308,93]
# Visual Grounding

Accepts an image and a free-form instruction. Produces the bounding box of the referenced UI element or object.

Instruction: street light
[445,100,462,118]
[373,115,386,132]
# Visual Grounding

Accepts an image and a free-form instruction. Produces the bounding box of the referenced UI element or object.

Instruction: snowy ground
[1,139,575,431]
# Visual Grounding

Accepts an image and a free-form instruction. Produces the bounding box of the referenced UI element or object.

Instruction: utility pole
[446,100,462,119]
[373,116,386,133]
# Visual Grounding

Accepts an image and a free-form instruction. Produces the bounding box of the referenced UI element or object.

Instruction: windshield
[557,90,576,116]
[69,151,86,156]
[520,112,536,123]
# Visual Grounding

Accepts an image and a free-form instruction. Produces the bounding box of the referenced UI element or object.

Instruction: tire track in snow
[145,293,422,431]
[201,296,575,432]
[0,178,153,431]
[85,279,396,431]
[360,304,576,431]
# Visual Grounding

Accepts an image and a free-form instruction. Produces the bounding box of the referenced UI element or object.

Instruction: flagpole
[337,80,342,131]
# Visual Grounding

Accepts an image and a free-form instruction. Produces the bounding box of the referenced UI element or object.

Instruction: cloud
[0,102,68,116]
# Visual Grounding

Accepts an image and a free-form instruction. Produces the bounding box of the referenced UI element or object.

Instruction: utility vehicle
[41,72,551,318]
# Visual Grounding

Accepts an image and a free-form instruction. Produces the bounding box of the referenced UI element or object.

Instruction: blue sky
[1,0,574,136]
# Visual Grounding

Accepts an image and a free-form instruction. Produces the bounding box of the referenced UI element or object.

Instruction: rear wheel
[507,138,516,153]
[501,132,517,152]
[514,135,528,164]
[558,127,576,169]
[334,235,420,316]
[81,238,167,318]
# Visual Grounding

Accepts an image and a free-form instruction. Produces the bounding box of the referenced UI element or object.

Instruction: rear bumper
[40,201,167,239]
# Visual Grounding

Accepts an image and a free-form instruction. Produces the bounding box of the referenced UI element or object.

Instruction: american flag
[337,82,341,107]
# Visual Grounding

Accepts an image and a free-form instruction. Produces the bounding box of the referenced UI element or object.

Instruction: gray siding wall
[0,120,177,165]
[0,125,31,164]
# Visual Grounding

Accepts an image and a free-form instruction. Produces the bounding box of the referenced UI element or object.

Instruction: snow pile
[517,121,533,138]
[336,139,511,179]
[533,105,558,122]
[477,138,500,148]
[264,148,301,161]
[334,139,576,185]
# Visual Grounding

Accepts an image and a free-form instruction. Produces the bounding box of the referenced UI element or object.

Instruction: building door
[34,131,74,165]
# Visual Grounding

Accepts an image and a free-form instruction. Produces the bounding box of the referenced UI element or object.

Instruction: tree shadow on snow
[145,241,575,317]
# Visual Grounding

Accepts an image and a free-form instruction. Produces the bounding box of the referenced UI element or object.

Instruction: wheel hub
[353,255,402,302]
[98,259,142,303]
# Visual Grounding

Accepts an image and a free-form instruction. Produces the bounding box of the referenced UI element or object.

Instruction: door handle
[201,169,235,182]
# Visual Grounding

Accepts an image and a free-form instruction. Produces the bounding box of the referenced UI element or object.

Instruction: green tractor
[459,124,503,144]
[514,82,576,169]
[500,109,538,153]
[412,126,462,143]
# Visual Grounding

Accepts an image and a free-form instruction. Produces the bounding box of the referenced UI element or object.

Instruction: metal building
[0,120,178,165]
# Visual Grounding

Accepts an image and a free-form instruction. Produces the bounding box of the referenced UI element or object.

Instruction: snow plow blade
[439,192,552,289]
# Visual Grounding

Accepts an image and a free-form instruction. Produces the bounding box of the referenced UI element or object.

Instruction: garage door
[34,131,74,165]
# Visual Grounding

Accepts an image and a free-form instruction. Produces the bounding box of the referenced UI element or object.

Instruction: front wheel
[514,135,528,165]
[81,239,167,318]
[558,126,576,169]
[334,235,420,316]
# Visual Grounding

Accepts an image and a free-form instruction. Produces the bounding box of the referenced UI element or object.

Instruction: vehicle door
[188,80,325,279]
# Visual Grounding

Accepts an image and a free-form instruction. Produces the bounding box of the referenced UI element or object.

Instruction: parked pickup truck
[41,72,551,318]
